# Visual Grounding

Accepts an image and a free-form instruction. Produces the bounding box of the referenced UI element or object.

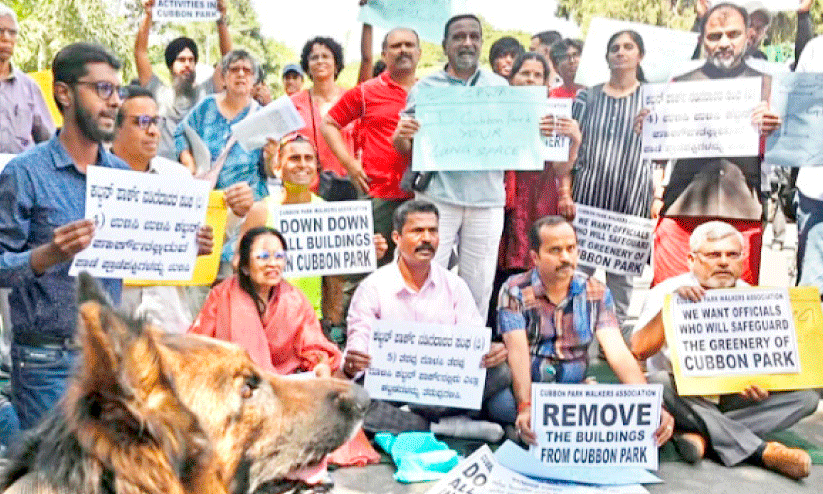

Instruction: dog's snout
[330,383,370,419]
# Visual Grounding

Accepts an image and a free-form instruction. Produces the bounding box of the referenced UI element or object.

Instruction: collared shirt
[0,67,55,153]
[633,272,749,374]
[404,67,509,207]
[498,270,618,383]
[345,259,483,357]
[327,71,413,200]
[147,74,215,160]
[0,133,128,338]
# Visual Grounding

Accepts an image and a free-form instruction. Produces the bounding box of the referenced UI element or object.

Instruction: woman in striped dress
[570,30,651,329]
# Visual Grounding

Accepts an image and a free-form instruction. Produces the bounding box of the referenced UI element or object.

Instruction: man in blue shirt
[0,42,129,430]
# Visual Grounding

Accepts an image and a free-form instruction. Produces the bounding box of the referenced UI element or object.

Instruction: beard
[707,49,744,71]
[74,96,114,143]
[173,70,197,96]
[451,51,478,72]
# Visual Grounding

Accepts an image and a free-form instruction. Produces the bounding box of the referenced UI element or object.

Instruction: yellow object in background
[27,70,62,128]
[126,191,227,287]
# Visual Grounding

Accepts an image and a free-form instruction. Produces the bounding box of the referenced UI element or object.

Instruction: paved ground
[331,223,823,493]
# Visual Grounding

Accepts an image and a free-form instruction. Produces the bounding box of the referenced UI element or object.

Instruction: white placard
[640,77,762,160]
[153,0,220,22]
[0,154,15,174]
[531,384,662,470]
[543,99,573,162]
[669,288,801,377]
[425,445,649,494]
[575,18,699,87]
[573,205,654,277]
[70,167,210,280]
[232,95,306,152]
[365,320,491,410]
[269,200,376,277]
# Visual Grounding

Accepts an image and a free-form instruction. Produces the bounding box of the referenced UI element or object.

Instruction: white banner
[669,288,801,377]
[641,77,762,159]
[531,384,662,470]
[70,167,210,280]
[153,0,220,22]
[365,320,491,409]
[543,99,573,162]
[573,205,654,277]
[270,200,376,277]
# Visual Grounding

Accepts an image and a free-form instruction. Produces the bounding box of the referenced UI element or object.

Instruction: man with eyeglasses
[135,0,232,163]
[0,2,54,153]
[631,221,818,479]
[0,43,130,431]
[548,39,585,99]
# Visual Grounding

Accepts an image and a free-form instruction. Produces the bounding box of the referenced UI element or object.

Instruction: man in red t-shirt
[321,27,421,263]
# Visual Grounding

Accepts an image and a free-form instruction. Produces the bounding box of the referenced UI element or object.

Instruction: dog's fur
[0,273,368,494]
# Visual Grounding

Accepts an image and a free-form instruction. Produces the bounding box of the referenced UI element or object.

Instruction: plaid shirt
[497,270,619,383]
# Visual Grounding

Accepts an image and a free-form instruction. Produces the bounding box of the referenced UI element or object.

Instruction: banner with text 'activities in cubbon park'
[664,287,823,396]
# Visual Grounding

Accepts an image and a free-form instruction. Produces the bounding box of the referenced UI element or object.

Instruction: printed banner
[70,167,210,280]
[531,384,662,470]
[413,86,546,171]
[573,205,654,276]
[641,77,762,159]
[358,0,467,43]
[543,99,573,162]
[268,200,376,277]
[765,72,823,167]
[575,18,699,87]
[232,95,306,152]
[153,0,220,22]
[365,320,491,409]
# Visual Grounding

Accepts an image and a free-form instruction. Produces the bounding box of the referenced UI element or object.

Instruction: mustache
[556,262,574,272]
[415,242,435,253]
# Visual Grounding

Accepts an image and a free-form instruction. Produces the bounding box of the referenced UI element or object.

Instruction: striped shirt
[571,85,652,218]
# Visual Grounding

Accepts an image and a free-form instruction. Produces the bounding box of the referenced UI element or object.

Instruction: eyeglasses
[693,250,743,261]
[0,27,17,38]
[228,65,254,75]
[559,52,581,62]
[279,133,311,147]
[253,250,287,263]
[74,81,124,100]
[127,115,164,130]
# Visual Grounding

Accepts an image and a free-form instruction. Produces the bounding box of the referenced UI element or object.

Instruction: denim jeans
[10,342,77,430]
[0,393,19,453]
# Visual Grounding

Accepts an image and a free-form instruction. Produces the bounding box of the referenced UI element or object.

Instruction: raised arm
[358,22,374,84]
[216,0,232,56]
[135,0,155,87]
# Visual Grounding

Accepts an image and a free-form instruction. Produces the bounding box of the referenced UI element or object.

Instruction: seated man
[489,216,673,446]
[341,200,508,438]
[631,221,818,479]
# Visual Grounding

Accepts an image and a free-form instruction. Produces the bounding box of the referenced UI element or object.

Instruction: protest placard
[232,95,306,152]
[267,200,376,277]
[765,73,823,167]
[0,154,14,174]
[358,0,468,43]
[153,0,220,23]
[640,77,762,160]
[69,167,210,280]
[573,205,654,277]
[530,384,662,470]
[413,86,545,172]
[543,99,573,162]
[575,18,699,87]
[365,320,490,409]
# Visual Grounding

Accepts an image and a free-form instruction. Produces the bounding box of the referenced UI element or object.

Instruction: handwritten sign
[413,86,545,172]
[543,99,573,162]
[70,167,210,280]
[765,73,823,167]
[531,384,662,470]
[153,0,220,23]
[575,18,699,87]
[640,77,762,159]
[573,205,654,277]
[232,95,306,152]
[365,320,491,409]
[358,0,468,43]
[268,200,376,277]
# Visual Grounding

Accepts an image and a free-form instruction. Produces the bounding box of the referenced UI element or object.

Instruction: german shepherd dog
[0,273,368,494]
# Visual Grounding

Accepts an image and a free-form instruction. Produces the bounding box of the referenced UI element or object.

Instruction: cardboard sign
[663,286,823,395]
[765,73,823,167]
[70,168,210,280]
[268,200,376,277]
[153,0,220,22]
[364,320,491,409]
[531,384,662,470]
[358,0,467,43]
[641,77,762,159]
[573,205,654,276]
[543,99,573,162]
[413,86,546,171]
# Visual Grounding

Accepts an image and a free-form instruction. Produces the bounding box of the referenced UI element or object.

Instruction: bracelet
[517,400,531,413]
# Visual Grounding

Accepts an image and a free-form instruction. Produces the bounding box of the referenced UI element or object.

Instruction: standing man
[653,2,781,286]
[0,43,129,429]
[321,27,420,265]
[135,0,232,163]
[281,64,304,96]
[0,2,54,153]
[530,30,562,90]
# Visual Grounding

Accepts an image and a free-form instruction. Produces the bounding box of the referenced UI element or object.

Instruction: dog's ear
[77,271,113,308]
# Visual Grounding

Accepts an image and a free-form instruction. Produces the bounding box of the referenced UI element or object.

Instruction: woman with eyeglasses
[189,225,341,375]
